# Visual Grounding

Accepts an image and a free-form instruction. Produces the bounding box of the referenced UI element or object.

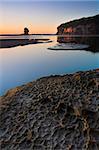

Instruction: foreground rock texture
[0,69,99,149]
[57,14,99,35]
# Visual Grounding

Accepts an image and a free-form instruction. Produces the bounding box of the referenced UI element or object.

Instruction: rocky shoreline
[0,39,50,48]
[0,69,99,149]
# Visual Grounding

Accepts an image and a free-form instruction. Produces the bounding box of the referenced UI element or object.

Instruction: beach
[0,69,99,149]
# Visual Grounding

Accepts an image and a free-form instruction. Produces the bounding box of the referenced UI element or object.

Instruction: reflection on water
[0,35,99,95]
[57,36,99,52]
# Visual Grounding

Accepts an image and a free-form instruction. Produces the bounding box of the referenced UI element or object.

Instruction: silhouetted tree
[24,27,29,35]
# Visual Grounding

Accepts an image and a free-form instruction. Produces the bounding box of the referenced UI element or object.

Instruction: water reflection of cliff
[57,36,99,52]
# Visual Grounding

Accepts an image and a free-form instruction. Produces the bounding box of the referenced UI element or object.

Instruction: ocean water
[0,35,99,95]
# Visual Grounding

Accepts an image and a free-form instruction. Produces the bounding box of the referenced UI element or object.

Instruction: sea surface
[0,35,99,95]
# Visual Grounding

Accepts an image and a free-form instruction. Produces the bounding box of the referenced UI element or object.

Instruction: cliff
[0,69,99,149]
[57,14,99,35]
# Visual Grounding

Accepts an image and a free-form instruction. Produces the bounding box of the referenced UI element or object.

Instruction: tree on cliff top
[24,27,29,35]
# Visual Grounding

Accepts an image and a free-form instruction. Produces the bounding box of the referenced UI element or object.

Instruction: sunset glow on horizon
[0,1,98,34]
[0,24,56,34]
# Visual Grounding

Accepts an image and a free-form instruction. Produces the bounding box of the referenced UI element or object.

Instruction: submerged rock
[0,69,99,149]
[48,43,89,50]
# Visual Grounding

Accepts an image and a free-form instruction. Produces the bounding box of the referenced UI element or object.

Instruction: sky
[0,0,99,34]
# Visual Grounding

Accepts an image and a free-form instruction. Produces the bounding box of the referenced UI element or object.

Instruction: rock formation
[0,69,99,149]
[24,27,29,35]
[57,36,99,52]
[57,14,99,35]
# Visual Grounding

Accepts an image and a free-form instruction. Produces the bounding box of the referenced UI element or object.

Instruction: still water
[0,35,99,95]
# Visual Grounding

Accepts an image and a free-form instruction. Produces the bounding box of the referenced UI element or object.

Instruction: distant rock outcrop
[57,14,99,35]
[24,27,29,35]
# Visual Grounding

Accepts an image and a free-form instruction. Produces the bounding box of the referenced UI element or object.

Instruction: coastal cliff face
[57,15,99,35]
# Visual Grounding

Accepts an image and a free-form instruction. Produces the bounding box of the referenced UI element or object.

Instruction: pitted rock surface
[0,69,99,150]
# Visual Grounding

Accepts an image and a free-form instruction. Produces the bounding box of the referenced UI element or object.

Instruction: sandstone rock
[0,69,99,149]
